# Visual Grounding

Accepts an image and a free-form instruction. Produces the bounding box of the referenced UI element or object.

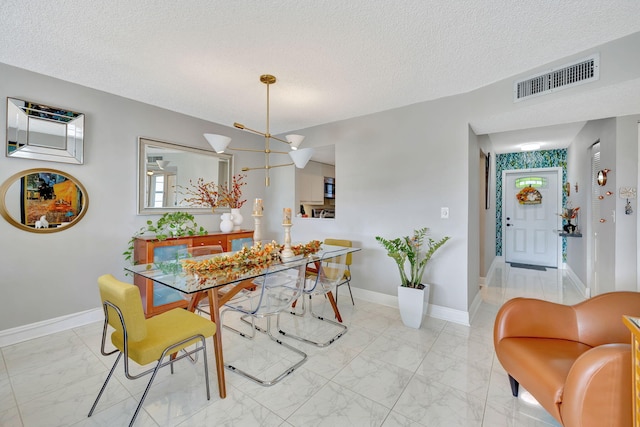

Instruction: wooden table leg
[207,288,226,398]
[186,291,226,398]
[326,291,342,323]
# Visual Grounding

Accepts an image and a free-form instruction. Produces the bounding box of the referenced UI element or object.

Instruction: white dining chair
[277,249,349,347]
[220,261,308,386]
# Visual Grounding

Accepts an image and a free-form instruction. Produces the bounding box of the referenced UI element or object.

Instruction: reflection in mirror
[6,97,84,164]
[296,145,336,219]
[0,168,89,233]
[138,137,233,215]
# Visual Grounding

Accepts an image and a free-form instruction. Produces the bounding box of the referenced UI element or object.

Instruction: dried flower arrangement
[182,177,220,208]
[218,174,247,209]
[181,174,247,209]
[181,240,322,277]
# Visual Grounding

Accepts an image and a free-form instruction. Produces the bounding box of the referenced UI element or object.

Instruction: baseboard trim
[466,290,484,325]
[563,263,590,298]
[0,308,103,348]
[351,287,472,326]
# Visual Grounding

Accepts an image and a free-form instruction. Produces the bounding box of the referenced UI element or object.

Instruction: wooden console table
[133,230,253,317]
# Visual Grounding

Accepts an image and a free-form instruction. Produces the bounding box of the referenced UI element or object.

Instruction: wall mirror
[6,97,84,164]
[597,169,609,186]
[138,137,233,215]
[0,168,89,233]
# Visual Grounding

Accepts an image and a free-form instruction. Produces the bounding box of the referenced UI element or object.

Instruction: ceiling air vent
[514,53,599,102]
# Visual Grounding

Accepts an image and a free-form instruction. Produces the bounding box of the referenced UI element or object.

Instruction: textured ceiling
[2,0,640,152]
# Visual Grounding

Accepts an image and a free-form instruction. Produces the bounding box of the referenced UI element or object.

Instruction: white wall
[566,119,615,290]
[615,115,640,290]
[559,114,639,294]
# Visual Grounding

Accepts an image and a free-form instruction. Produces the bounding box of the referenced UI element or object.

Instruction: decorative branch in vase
[181,177,220,211]
[560,202,580,234]
[217,174,247,209]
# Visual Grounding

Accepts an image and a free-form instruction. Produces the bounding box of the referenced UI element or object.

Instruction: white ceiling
[2,0,640,153]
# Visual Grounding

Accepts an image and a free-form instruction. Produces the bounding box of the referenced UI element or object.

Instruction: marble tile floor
[0,262,585,426]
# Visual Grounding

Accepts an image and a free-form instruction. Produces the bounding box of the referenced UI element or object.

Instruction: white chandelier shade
[204,134,232,153]
[286,134,305,150]
[155,160,170,170]
[289,147,315,168]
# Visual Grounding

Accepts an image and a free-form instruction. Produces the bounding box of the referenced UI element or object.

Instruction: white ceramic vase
[397,284,429,328]
[231,208,243,231]
[220,213,234,233]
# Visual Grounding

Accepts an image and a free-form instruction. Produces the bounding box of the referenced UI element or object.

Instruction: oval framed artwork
[0,168,89,233]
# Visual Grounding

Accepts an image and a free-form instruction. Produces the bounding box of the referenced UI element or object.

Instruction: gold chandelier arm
[228,147,289,154]
[269,135,291,145]
[241,162,293,172]
[226,146,264,153]
[233,123,267,138]
[234,123,291,145]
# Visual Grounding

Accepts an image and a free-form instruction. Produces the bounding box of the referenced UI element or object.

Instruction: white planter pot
[397,284,430,329]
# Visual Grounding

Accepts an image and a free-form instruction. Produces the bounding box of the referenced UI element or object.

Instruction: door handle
[506,223,512,227]
[506,217,511,220]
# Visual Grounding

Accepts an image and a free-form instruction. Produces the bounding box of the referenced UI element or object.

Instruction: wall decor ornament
[516,186,542,205]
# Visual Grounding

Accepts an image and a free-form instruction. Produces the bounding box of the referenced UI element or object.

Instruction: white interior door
[504,169,560,267]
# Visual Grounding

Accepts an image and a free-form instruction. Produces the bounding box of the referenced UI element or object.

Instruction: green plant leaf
[376,228,450,287]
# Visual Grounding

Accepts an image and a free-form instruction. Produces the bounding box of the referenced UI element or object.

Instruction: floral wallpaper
[495,149,568,261]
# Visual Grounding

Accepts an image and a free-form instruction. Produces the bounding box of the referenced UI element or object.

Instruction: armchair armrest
[494,298,579,345]
[561,344,632,427]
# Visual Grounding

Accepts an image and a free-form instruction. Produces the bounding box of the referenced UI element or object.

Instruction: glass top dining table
[124,243,360,399]
[125,244,359,294]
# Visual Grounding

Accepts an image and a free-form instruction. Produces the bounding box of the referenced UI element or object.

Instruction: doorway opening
[502,168,562,268]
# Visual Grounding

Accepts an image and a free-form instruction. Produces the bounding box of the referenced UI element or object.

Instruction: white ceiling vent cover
[514,53,599,102]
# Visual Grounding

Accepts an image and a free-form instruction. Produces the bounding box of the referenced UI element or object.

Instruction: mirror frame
[6,97,85,164]
[0,168,89,233]
[137,137,234,215]
[597,169,608,186]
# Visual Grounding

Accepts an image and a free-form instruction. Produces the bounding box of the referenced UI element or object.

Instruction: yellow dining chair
[324,238,355,305]
[89,274,216,427]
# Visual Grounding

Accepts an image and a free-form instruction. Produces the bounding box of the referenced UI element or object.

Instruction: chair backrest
[324,238,352,266]
[307,250,348,294]
[97,274,147,342]
[574,291,640,346]
[230,262,307,315]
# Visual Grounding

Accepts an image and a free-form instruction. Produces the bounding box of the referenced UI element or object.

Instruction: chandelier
[204,74,314,186]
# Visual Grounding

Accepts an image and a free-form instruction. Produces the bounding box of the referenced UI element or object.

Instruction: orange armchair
[494,292,640,427]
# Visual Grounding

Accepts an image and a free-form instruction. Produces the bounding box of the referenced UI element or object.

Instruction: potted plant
[123,211,207,264]
[376,227,450,328]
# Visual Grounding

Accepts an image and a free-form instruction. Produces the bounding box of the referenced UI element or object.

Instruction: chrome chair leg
[90,337,210,426]
[131,337,210,426]
[277,294,348,347]
[88,352,122,417]
[222,312,307,386]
